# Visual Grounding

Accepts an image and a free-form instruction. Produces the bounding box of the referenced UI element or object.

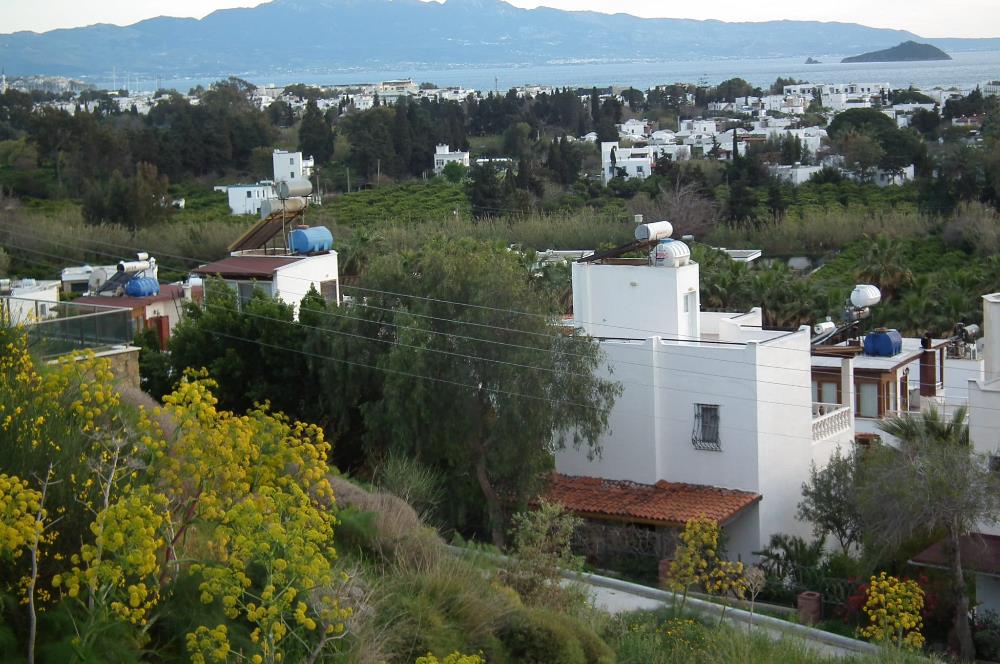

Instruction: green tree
[836,131,885,182]
[298,99,334,164]
[441,160,467,183]
[855,235,913,301]
[311,240,620,546]
[796,447,861,552]
[167,280,321,424]
[856,408,1000,661]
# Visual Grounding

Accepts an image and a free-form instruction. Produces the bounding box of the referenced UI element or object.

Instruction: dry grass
[329,475,443,570]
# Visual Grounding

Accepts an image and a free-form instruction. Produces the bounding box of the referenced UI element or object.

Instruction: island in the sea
[841,40,952,63]
[805,57,821,64]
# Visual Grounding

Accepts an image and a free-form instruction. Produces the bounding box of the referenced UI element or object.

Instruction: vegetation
[856,408,1000,660]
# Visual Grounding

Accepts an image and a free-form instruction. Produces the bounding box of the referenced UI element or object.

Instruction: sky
[2,0,998,39]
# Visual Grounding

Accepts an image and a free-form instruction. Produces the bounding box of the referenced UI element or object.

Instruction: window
[246,191,252,198]
[290,171,295,179]
[290,157,294,165]
[692,404,721,451]
[857,383,878,418]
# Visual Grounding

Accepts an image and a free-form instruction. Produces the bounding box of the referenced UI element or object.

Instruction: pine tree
[298,99,334,164]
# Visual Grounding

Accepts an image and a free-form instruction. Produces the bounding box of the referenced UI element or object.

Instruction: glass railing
[2,296,134,358]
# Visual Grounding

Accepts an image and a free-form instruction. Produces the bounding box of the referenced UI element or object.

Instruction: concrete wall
[572,261,700,341]
[754,330,818,547]
[273,252,340,318]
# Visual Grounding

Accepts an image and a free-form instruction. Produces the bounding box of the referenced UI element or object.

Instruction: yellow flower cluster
[58,491,167,624]
[859,572,925,650]
[704,560,748,600]
[415,653,485,664]
[0,473,44,558]
[667,517,720,594]
[185,624,231,664]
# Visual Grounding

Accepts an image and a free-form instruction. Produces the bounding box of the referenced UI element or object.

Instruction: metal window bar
[692,404,721,451]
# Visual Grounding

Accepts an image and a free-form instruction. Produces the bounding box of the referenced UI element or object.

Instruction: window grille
[692,404,721,451]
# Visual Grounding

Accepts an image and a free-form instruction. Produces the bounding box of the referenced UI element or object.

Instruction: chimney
[919,333,938,398]
[182,282,193,302]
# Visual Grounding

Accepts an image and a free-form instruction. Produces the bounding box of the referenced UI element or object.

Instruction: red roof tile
[911,534,1000,576]
[192,255,305,279]
[546,473,761,527]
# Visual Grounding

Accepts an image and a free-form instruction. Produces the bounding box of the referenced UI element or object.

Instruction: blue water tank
[863,329,903,357]
[124,277,160,298]
[289,226,334,255]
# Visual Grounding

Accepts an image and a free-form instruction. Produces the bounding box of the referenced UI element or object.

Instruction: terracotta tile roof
[546,473,761,527]
[192,255,305,279]
[911,534,1000,577]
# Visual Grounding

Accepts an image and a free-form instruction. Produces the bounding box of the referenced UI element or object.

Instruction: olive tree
[856,407,1000,661]
[311,239,620,546]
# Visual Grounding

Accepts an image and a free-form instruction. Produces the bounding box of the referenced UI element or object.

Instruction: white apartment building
[601,142,654,184]
[433,144,471,175]
[770,163,824,185]
[618,118,651,139]
[679,119,718,134]
[272,149,314,183]
[553,225,853,563]
[221,183,276,216]
[983,81,1000,98]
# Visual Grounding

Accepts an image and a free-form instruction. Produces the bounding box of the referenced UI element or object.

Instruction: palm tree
[857,407,997,661]
[855,235,913,301]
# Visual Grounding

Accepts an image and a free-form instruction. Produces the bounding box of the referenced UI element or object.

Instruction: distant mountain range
[842,40,952,63]
[1,0,998,79]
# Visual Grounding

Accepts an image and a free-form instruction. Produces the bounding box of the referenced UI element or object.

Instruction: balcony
[2,296,134,358]
[812,402,852,441]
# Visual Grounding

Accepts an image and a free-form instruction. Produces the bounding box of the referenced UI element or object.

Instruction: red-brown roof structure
[73,284,203,311]
[192,255,304,280]
[546,473,761,527]
[911,534,1000,577]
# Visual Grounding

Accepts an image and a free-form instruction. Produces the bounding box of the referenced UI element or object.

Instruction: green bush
[499,607,588,664]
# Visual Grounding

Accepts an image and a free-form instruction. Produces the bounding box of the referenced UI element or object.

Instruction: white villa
[601,142,654,184]
[552,223,854,565]
[433,144,471,175]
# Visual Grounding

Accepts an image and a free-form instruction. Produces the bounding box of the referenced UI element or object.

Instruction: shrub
[499,607,587,664]
[500,500,585,611]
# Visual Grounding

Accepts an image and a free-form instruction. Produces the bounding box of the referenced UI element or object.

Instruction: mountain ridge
[1,0,998,78]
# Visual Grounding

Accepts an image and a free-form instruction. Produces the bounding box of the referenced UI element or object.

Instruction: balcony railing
[812,402,852,441]
[2,296,134,358]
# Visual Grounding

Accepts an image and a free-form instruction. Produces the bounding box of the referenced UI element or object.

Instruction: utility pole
[346,167,350,193]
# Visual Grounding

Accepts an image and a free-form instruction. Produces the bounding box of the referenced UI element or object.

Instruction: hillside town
[4,6,1000,661]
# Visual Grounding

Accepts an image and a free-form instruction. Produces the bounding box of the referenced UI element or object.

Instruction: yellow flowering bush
[415,653,485,664]
[0,327,348,662]
[0,473,43,558]
[859,572,925,649]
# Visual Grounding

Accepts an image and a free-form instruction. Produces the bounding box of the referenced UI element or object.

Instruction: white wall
[273,252,339,318]
[227,185,274,215]
[754,331,818,547]
[572,261,700,341]
[979,575,1000,613]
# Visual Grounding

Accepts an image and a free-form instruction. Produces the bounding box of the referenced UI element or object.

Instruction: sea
[133,50,1000,94]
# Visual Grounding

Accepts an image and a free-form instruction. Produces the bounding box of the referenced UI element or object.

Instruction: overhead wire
[2,237,993,419]
[1,230,994,386]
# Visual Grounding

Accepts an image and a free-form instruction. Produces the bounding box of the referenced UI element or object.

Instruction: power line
[2,233,993,384]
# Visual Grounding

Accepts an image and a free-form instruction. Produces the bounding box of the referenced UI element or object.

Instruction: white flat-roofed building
[433,144,471,175]
[554,232,853,563]
[601,142,653,184]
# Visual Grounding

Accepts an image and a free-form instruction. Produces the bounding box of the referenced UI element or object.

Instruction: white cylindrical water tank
[851,284,882,309]
[652,239,691,267]
[635,221,674,243]
[276,178,313,199]
[118,260,151,273]
[814,321,837,336]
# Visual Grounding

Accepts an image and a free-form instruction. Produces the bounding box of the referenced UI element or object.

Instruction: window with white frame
[692,404,721,451]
